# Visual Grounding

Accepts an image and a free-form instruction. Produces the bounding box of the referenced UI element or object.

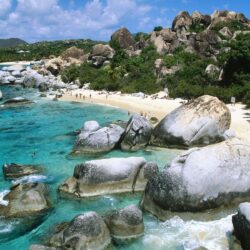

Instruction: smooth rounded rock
[49,212,111,250]
[121,115,152,151]
[141,138,250,219]
[152,95,231,148]
[59,157,158,197]
[104,205,144,240]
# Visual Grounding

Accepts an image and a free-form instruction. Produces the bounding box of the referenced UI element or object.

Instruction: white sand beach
[60,89,250,142]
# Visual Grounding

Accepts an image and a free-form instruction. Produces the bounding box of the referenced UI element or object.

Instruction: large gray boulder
[23,71,46,88]
[150,29,179,54]
[120,115,152,151]
[141,138,250,219]
[0,183,51,218]
[49,212,110,250]
[3,163,43,179]
[172,11,193,33]
[104,205,144,240]
[152,95,231,148]
[73,123,124,154]
[91,44,115,59]
[111,27,135,49]
[0,90,2,100]
[232,203,250,250]
[59,157,159,197]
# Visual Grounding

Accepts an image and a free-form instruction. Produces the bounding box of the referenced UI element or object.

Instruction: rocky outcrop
[3,163,43,179]
[73,122,124,154]
[91,44,115,59]
[23,71,46,88]
[210,10,249,28]
[172,11,193,34]
[193,30,221,56]
[152,95,231,148]
[219,26,233,39]
[150,29,178,54]
[44,58,64,76]
[120,115,152,151]
[191,11,211,27]
[111,27,135,49]
[90,44,115,67]
[141,138,250,219]
[0,183,51,218]
[61,46,85,60]
[59,157,159,197]
[49,212,110,250]
[232,203,250,250]
[104,205,144,240]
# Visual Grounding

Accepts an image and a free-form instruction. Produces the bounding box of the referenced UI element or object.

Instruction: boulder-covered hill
[0,38,27,48]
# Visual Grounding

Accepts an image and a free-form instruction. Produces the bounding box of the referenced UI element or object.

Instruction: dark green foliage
[0,38,27,48]
[0,39,100,62]
[188,22,206,33]
[212,20,249,33]
[154,26,163,32]
[134,32,150,42]
[220,33,250,85]
[61,64,80,83]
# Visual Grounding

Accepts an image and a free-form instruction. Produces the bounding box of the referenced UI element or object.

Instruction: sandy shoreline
[60,89,250,142]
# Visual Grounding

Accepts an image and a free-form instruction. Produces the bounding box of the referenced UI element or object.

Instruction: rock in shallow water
[121,114,152,151]
[104,205,144,240]
[232,202,250,250]
[73,122,124,154]
[59,157,158,198]
[3,97,33,106]
[3,163,43,179]
[49,212,111,250]
[152,95,231,148]
[0,183,51,218]
[141,138,250,219]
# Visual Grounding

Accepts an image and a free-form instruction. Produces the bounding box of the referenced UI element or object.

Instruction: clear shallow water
[0,86,234,250]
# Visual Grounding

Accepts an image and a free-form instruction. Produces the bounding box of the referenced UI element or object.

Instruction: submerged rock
[3,163,43,179]
[29,245,58,250]
[3,97,33,106]
[0,183,51,218]
[73,123,124,154]
[141,138,250,219]
[104,205,144,240]
[121,115,152,151]
[232,203,250,250]
[152,95,231,148]
[59,157,158,198]
[49,212,110,250]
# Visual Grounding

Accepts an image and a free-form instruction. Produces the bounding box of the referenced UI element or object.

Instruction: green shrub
[61,64,80,83]
[154,26,163,32]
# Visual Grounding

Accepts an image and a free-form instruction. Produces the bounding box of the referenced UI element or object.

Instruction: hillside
[1,10,250,107]
[0,39,103,62]
[0,38,27,48]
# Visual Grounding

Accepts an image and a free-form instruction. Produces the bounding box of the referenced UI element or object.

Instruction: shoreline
[60,89,250,142]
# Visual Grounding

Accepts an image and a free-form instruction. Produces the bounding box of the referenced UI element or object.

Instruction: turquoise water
[0,86,236,250]
[0,86,189,249]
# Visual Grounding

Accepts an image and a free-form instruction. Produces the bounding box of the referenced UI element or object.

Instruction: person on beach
[89,94,92,99]
[75,93,78,99]
[79,93,82,99]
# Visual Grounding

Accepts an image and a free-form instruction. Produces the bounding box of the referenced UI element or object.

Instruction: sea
[0,81,234,249]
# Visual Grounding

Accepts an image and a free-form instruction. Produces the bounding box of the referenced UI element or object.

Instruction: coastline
[60,89,250,142]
